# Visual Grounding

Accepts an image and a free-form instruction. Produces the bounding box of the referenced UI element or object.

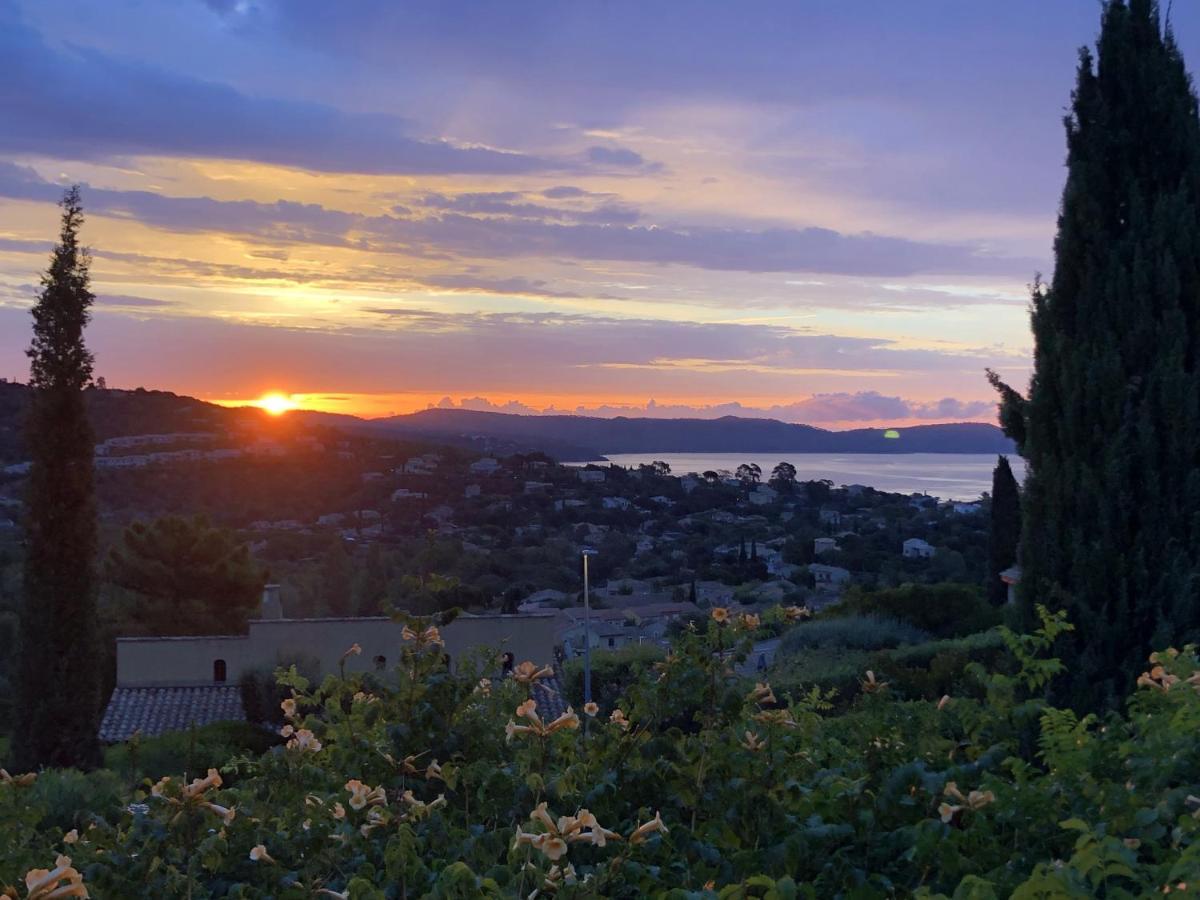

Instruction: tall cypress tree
[990,0,1200,710]
[13,186,102,769]
[986,455,1021,606]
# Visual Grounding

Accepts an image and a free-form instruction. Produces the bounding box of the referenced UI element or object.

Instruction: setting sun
[255,392,297,416]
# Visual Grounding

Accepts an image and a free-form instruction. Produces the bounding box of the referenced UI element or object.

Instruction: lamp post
[581,547,597,708]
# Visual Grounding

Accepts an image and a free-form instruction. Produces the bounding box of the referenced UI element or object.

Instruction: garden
[4,605,1200,898]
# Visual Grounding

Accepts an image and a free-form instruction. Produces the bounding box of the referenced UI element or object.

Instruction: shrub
[239,650,322,725]
[871,632,1008,701]
[832,582,1002,638]
[778,613,930,654]
[26,768,124,831]
[562,643,664,709]
[103,720,280,782]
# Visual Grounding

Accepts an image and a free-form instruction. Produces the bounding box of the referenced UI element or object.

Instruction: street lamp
[581,547,597,708]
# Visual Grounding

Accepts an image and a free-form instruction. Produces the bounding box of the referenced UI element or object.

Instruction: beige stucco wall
[115,614,559,686]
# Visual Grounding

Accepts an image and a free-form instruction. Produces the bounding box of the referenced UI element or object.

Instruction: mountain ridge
[361,407,1014,457]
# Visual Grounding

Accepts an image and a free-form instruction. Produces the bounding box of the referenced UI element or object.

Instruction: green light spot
[883,429,901,439]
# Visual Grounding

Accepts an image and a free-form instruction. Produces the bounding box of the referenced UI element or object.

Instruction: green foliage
[872,632,1007,702]
[562,643,665,708]
[103,721,281,783]
[105,514,266,635]
[991,0,1200,711]
[778,613,930,654]
[24,768,124,831]
[832,583,1003,639]
[239,652,322,726]
[4,606,1200,895]
[14,186,102,770]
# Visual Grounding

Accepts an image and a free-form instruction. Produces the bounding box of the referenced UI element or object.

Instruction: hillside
[367,408,1015,457]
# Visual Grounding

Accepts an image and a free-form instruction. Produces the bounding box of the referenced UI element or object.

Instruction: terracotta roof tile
[99,685,247,743]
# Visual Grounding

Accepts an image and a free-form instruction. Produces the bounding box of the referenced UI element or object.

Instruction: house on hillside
[948,501,983,515]
[808,563,851,587]
[903,537,935,558]
[391,488,429,501]
[518,588,570,612]
[469,457,501,475]
[814,537,838,556]
[577,468,606,483]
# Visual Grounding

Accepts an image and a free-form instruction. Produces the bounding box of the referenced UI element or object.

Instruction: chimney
[261,583,284,619]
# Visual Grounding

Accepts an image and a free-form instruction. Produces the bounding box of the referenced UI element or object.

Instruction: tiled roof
[530,666,570,720]
[99,685,247,743]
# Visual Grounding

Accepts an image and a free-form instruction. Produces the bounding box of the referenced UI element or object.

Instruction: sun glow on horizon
[253,392,298,416]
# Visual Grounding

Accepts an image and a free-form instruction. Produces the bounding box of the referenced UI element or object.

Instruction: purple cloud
[0,15,557,175]
[0,163,1038,279]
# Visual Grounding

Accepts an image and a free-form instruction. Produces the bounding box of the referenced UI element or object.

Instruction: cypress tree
[989,0,1200,710]
[986,456,1021,606]
[13,186,102,769]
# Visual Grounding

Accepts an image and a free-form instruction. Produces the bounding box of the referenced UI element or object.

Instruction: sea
[572,453,1026,502]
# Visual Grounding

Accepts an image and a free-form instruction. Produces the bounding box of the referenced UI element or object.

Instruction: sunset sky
[2,1,1197,428]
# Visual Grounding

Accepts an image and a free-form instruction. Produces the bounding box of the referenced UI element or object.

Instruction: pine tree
[986,456,1021,606]
[989,0,1200,710]
[105,515,266,634]
[14,186,102,769]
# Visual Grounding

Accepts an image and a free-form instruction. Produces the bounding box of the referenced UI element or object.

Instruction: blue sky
[0,0,1194,424]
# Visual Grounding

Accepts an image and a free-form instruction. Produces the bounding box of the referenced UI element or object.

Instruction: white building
[602,496,632,510]
[814,537,838,556]
[391,488,429,501]
[809,563,851,586]
[903,538,935,558]
[469,457,501,476]
[577,468,606,483]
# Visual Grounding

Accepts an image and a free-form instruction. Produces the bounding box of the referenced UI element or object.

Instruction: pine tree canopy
[990,0,1200,710]
[105,515,266,635]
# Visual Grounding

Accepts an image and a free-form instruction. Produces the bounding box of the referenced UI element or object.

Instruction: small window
[213,659,227,683]
[608,638,615,648]
[373,655,386,671]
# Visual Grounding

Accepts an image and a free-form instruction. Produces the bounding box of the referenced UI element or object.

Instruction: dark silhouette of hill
[366,408,1014,457]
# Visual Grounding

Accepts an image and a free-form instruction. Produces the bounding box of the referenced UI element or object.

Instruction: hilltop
[365,408,1014,457]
